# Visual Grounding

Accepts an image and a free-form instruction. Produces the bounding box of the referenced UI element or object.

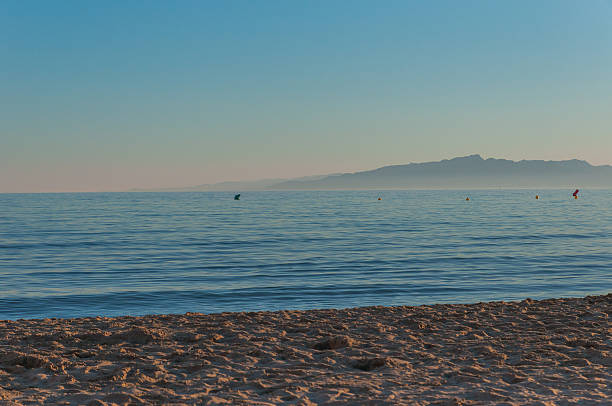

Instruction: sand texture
[0,294,610,405]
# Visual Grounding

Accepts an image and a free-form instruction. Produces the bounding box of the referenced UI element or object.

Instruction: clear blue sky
[2,0,611,192]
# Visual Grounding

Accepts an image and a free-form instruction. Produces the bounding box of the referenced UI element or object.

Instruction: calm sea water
[1,190,611,320]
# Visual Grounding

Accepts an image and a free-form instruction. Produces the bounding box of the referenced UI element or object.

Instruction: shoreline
[1,294,610,405]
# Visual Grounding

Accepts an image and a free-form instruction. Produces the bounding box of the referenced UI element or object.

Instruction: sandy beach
[0,294,609,405]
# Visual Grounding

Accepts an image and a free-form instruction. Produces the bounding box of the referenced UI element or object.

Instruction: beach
[0,294,609,405]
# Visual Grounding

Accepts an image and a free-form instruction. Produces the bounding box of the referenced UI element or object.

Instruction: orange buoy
[535,195,539,200]
[574,195,578,199]
[378,197,382,201]
[465,197,470,201]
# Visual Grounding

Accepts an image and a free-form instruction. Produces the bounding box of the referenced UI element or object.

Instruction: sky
[1,0,612,192]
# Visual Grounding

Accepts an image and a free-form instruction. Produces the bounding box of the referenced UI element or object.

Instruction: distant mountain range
[130,175,332,192]
[134,155,612,191]
[272,155,612,189]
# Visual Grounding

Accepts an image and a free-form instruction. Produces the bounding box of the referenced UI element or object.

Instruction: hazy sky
[2,0,611,192]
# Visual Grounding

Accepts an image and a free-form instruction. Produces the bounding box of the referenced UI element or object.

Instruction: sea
[1,190,611,320]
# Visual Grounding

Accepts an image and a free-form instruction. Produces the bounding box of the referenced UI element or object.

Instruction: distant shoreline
[3,187,612,194]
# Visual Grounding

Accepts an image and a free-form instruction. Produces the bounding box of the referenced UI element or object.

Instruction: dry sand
[0,294,610,405]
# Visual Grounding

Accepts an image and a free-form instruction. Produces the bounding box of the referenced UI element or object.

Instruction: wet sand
[1,294,610,405]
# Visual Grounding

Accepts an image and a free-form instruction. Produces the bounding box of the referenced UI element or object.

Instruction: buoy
[234,194,240,200]
[378,197,382,201]
[535,195,539,200]
[572,189,579,199]
[574,195,578,199]
[466,197,470,201]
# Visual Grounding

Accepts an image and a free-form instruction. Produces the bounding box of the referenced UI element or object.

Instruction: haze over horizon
[2,1,612,193]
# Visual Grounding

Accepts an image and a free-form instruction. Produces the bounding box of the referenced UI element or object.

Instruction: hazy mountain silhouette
[271,155,612,189]
[130,175,332,192]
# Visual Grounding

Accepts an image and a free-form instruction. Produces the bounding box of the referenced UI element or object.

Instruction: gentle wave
[1,190,611,319]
